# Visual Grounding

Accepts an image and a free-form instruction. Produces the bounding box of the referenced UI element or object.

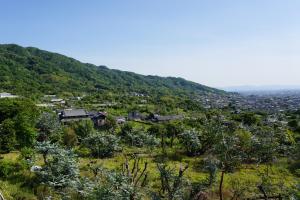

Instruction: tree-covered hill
[0,44,224,97]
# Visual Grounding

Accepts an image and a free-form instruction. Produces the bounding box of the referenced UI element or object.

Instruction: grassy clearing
[78,147,298,196]
[0,149,297,199]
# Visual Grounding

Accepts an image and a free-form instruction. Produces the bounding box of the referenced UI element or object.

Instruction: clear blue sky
[1,0,300,87]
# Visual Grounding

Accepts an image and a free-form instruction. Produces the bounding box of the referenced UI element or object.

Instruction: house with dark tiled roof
[147,113,183,122]
[59,109,108,127]
[128,111,145,121]
[59,109,90,123]
[91,111,107,126]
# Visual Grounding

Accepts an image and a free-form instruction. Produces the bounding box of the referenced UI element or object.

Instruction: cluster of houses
[0,92,183,126]
[197,91,300,113]
[58,108,183,127]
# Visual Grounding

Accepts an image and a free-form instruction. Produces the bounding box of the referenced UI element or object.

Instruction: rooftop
[62,109,88,117]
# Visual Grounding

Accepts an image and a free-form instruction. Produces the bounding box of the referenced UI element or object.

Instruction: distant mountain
[0,44,224,97]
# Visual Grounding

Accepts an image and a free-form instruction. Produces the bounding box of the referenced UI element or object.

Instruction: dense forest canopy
[0,44,224,98]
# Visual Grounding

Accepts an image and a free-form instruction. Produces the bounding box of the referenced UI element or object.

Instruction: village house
[59,109,107,127]
[59,109,90,123]
[0,92,18,98]
[128,111,145,121]
[90,111,107,127]
[51,98,65,105]
[147,113,183,122]
[115,116,126,124]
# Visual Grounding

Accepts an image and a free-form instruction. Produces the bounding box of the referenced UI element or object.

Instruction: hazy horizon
[1,0,300,88]
[222,85,300,92]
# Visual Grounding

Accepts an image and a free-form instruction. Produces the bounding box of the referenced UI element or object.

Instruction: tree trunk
[170,136,174,147]
[219,171,225,200]
[43,152,48,164]
[161,135,166,154]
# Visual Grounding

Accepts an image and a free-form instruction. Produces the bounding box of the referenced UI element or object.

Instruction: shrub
[18,147,36,168]
[0,119,17,153]
[0,160,17,178]
[123,130,159,148]
[83,132,121,158]
[63,127,78,147]
[36,112,62,142]
[179,130,202,156]
[37,146,80,189]
[73,120,95,140]
[74,146,91,157]
[0,180,37,200]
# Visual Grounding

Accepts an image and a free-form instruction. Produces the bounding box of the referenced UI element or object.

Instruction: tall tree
[0,119,17,152]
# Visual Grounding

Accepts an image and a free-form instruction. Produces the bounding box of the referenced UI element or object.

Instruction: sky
[1,0,300,88]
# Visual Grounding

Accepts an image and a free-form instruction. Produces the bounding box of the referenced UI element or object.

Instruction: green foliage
[203,156,219,186]
[87,170,144,200]
[147,124,166,137]
[63,127,78,147]
[0,44,223,97]
[148,124,167,153]
[35,141,58,164]
[0,159,26,180]
[251,127,280,164]
[165,122,183,147]
[156,163,190,200]
[36,144,80,189]
[0,119,17,153]
[232,112,261,126]
[14,114,37,148]
[18,147,36,167]
[120,123,134,137]
[197,118,224,154]
[0,180,37,200]
[101,115,117,132]
[74,146,91,157]
[213,132,244,173]
[122,129,159,148]
[179,130,202,156]
[83,133,121,158]
[73,120,95,140]
[0,160,16,178]
[36,111,62,142]
[0,98,38,150]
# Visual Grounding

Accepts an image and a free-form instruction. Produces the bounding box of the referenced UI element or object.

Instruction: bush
[74,146,91,157]
[36,112,62,142]
[37,146,80,189]
[18,147,36,168]
[0,119,17,153]
[123,130,159,148]
[0,180,37,200]
[0,160,17,178]
[83,132,121,158]
[73,120,95,140]
[63,127,78,147]
[12,191,37,200]
[179,130,202,156]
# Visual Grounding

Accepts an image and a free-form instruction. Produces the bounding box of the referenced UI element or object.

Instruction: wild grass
[0,147,298,199]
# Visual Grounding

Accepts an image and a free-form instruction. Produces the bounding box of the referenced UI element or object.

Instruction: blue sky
[1,0,300,87]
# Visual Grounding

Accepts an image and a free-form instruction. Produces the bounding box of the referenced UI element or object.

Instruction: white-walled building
[0,92,18,98]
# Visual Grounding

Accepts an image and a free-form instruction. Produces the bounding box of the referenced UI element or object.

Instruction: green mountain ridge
[0,44,224,97]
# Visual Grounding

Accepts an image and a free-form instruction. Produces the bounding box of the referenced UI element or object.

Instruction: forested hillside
[0,44,223,97]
